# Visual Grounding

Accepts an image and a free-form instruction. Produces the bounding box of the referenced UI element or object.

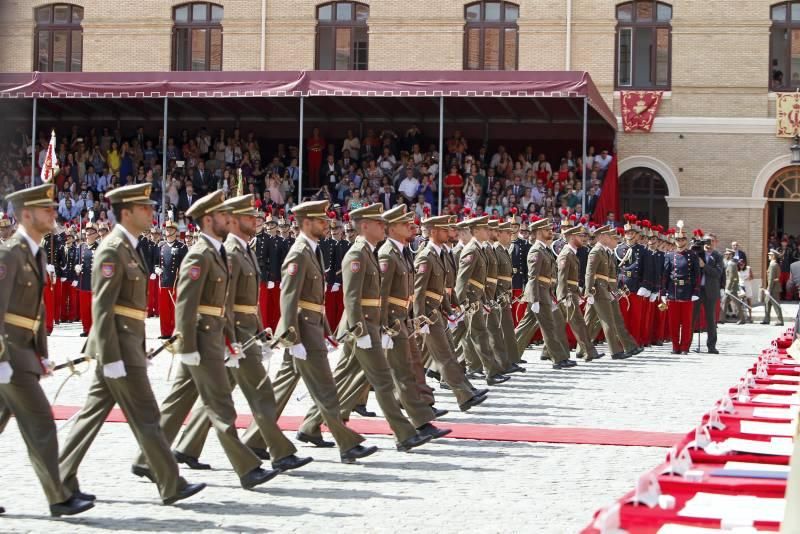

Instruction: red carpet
[52,405,681,447]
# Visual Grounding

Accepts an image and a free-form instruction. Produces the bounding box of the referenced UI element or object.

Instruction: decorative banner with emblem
[776,92,800,138]
[620,91,663,133]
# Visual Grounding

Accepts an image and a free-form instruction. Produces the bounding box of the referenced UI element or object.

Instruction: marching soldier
[173,195,313,474]
[59,183,205,506]
[762,249,785,326]
[483,219,518,373]
[721,248,746,325]
[133,190,280,490]
[157,221,188,339]
[608,228,643,356]
[75,222,99,337]
[297,204,433,453]
[510,218,530,327]
[616,215,647,346]
[493,220,524,370]
[0,184,94,517]
[558,223,602,361]
[662,222,702,354]
[414,215,488,411]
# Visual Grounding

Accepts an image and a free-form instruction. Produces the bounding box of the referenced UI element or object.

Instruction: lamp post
[792,134,800,164]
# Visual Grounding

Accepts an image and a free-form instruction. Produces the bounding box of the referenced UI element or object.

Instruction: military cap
[421,215,452,229]
[724,248,735,255]
[0,213,11,228]
[5,183,58,212]
[105,183,156,206]
[562,224,588,236]
[223,194,258,217]
[382,204,409,224]
[447,215,459,228]
[278,217,289,228]
[469,215,490,228]
[291,199,330,220]
[488,218,499,229]
[349,203,384,221]
[768,248,782,257]
[592,224,613,235]
[164,220,178,231]
[528,218,551,232]
[255,210,266,221]
[186,190,232,220]
[497,221,513,231]
[98,221,110,233]
[150,226,161,235]
[84,222,98,234]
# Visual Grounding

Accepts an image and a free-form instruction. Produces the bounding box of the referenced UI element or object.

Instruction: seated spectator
[397,168,419,204]
[444,165,463,199]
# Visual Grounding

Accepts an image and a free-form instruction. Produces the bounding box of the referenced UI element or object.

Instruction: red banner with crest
[776,92,800,138]
[620,91,663,133]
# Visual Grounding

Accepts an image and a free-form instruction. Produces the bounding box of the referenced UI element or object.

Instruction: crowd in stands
[0,123,615,228]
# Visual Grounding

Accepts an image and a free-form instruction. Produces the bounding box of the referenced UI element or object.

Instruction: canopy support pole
[438,96,444,215]
[31,97,37,185]
[298,96,305,201]
[162,97,168,222]
[581,96,588,216]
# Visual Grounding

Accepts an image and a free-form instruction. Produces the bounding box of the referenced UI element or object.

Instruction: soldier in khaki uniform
[522,217,575,369]
[172,195,313,474]
[722,248,746,324]
[483,219,520,374]
[607,230,642,355]
[134,190,279,490]
[455,216,510,384]
[298,204,432,452]
[59,183,205,506]
[262,200,376,463]
[557,223,602,362]
[493,221,525,372]
[762,249,784,326]
[0,184,94,517]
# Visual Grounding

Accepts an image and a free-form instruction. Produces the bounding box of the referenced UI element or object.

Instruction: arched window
[615,1,672,89]
[769,2,800,90]
[464,1,519,70]
[172,2,223,71]
[316,2,369,70]
[619,167,668,225]
[34,4,83,72]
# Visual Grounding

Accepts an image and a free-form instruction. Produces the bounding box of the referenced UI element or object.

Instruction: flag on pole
[40,129,59,184]
[236,168,244,196]
[591,155,620,225]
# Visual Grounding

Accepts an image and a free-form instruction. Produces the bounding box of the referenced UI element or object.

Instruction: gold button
[303,316,308,320]
[135,277,139,280]
[236,321,240,325]
[217,278,222,282]
[27,282,31,287]
[205,325,210,330]
[123,325,128,329]
[365,314,370,319]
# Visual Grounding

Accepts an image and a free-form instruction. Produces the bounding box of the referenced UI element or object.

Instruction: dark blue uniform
[159,240,187,289]
[615,242,646,292]
[663,248,701,353]
[78,241,98,291]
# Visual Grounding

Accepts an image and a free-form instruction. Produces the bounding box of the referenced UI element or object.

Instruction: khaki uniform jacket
[275,234,329,352]
[523,241,557,305]
[413,243,448,320]
[493,242,513,297]
[341,236,382,342]
[442,246,458,310]
[556,245,581,302]
[484,244,498,301]
[585,243,614,301]
[85,226,148,367]
[378,239,413,326]
[455,239,488,305]
[225,234,261,341]
[0,232,48,374]
[175,235,232,358]
[767,260,780,294]
[725,259,740,292]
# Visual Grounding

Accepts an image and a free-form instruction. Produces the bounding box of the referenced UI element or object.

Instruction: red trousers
[668,300,694,352]
[266,284,281,331]
[512,289,524,326]
[43,278,55,333]
[642,298,656,345]
[79,290,93,334]
[61,282,79,322]
[147,277,159,317]
[621,294,648,346]
[159,287,176,337]
[324,288,345,332]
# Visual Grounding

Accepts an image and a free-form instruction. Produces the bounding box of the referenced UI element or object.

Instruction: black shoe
[652,342,663,346]
[132,464,156,483]
[74,490,96,502]
[341,444,379,463]
[50,495,94,517]
[416,423,453,440]
[296,431,335,448]
[505,363,526,374]
[439,381,451,390]
[518,359,528,364]
[670,349,680,354]
[552,360,576,369]
[775,322,785,326]
[459,393,488,412]
[472,388,490,397]
[396,432,434,452]
[593,352,605,360]
[611,352,631,360]
[466,370,486,380]
[0,506,4,514]
[736,320,746,325]
[626,346,644,357]
[240,467,280,490]
[426,369,442,381]
[576,353,585,359]
[487,374,510,385]
[158,334,173,339]
[539,354,549,361]
[708,348,720,354]
[163,482,206,505]
[173,450,211,470]
[353,404,377,417]
[250,447,270,461]
[432,407,449,418]
[79,332,88,337]
[271,454,314,472]
[760,321,769,325]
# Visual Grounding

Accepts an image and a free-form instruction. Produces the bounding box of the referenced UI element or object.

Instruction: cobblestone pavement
[0,305,792,533]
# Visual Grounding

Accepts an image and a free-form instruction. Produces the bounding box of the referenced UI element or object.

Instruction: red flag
[591,156,619,225]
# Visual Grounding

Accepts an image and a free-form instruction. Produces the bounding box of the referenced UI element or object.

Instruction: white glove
[60,277,67,282]
[720,289,725,299]
[649,293,658,302]
[550,300,559,312]
[180,352,201,366]
[40,358,54,377]
[46,264,55,275]
[332,283,340,292]
[532,302,540,314]
[267,281,275,289]
[356,335,372,349]
[259,341,272,364]
[691,295,699,302]
[289,343,307,360]
[0,361,13,384]
[636,287,650,298]
[155,267,163,275]
[419,324,430,335]
[661,295,668,305]
[586,295,595,305]
[103,360,127,379]
[74,264,82,274]
[381,333,393,349]
[447,318,458,331]
[225,343,243,368]
[278,282,282,289]
[149,273,156,280]
[71,280,78,287]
